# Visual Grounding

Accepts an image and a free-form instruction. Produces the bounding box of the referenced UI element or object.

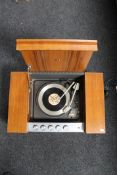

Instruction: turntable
[7,39,105,133]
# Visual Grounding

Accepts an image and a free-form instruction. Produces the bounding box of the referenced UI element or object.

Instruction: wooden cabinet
[7,39,105,134]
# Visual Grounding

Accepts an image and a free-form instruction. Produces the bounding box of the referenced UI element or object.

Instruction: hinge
[27,64,31,73]
[27,65,32,92]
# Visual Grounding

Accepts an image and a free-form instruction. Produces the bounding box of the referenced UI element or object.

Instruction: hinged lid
[16,39,98,72]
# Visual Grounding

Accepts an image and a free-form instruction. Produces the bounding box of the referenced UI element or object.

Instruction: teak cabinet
[7,39,105,134]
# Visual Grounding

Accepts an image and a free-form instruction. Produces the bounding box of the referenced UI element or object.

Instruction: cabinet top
[16,39,98,72]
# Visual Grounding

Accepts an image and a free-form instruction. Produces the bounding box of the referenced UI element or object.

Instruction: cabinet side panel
[7,72,29,133]
[85,73,105,134]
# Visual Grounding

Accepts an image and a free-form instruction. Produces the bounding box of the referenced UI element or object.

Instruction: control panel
[28,122,84,132]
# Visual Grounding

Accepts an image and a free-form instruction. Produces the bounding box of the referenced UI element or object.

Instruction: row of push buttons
[33,124,69,131]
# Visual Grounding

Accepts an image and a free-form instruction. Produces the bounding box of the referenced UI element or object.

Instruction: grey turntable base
[28,72,85,132]
[30,73,83,121]
[29,72,84,121]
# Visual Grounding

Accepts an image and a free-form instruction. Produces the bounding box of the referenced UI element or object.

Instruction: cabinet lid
[16,39,98,72]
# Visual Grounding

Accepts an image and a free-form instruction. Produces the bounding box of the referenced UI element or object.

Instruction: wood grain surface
[16,39,98,51]
[85,72,105,134]
[7,72,29,133]
[16,39,98,72]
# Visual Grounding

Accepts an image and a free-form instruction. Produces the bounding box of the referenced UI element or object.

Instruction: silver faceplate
[28,122,84,132]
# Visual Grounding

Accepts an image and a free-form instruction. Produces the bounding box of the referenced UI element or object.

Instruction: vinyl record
[38,83,70,116]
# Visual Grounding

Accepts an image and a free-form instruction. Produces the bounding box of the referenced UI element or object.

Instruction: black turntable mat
[42,87,66,111]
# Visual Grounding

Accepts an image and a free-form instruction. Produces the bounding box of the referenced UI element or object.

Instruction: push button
[48,125,53,131]
[33,125,38,131]
[63,125,69,131]
[40,125,46,130]
[55,125,61,131]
